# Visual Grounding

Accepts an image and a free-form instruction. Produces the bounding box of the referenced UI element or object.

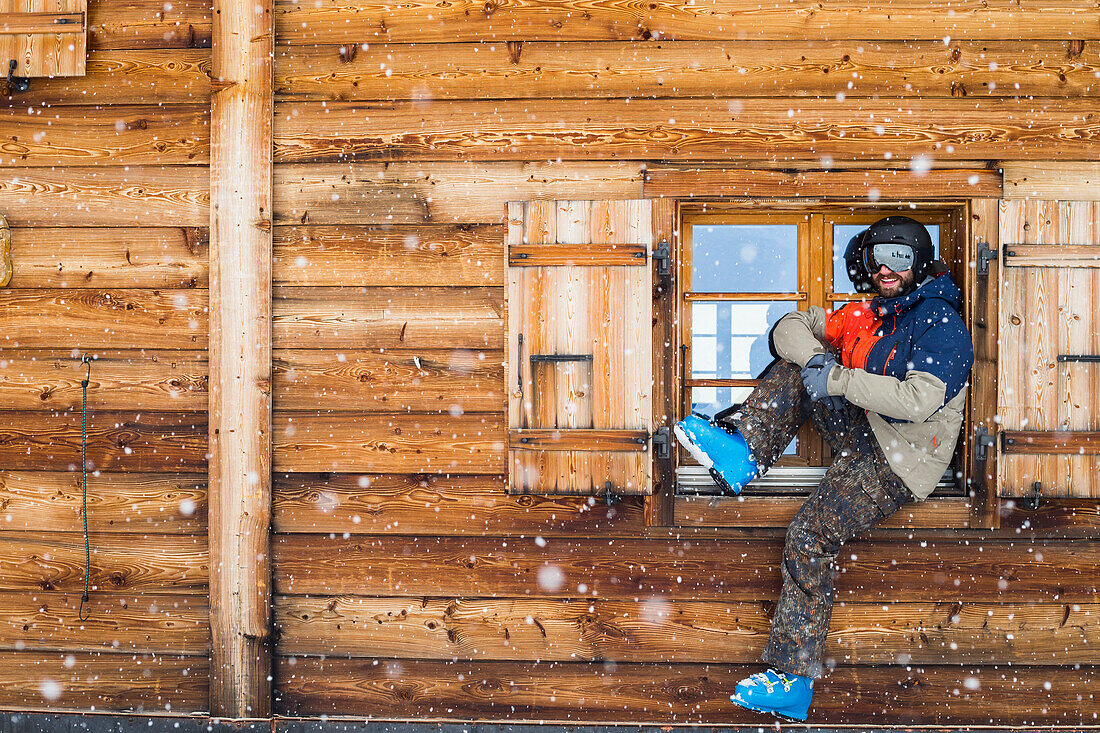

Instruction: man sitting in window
[674,216,974,721]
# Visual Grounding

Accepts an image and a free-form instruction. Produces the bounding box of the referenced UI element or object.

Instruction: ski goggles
[863,242,914,273]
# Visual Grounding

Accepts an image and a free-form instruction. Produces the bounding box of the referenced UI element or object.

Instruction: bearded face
[870,264,917,299]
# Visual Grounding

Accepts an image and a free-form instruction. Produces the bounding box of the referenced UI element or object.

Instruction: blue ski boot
[673,414,758,495]
[731,668,814,722]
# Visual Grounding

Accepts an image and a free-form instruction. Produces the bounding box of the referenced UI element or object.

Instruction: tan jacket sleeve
[827,366,948,423]
[770,306,829,368]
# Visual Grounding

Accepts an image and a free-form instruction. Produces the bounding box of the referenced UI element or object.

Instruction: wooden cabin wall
[0,0,211,714]
[267,3,1099,727]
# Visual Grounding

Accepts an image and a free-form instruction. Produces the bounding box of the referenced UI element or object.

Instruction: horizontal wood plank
[0,410,206,472]
[0,167,208,227]
[999,498,1100,535]
[274,596,1100,665]
[274,658,1099,724]
[0,532,207,593]
[273,98,1100,163]
[6,227,208,288]
[1003,161,1100,200]
[0,14,85,35]
[0,592,208,654]
[273,536,1100,601]
[0,105,208,167]
[0,651,207,713]
[273,413,505,473]
[273,224,504,286]
[274,97,1100,163]
[508,243,648,266]
[0,50,212,107]
[272,473,645,534]
[1002,244,1100,267]
[273,349,503,413]
[0,471,206,533]
[273,0,1100,44]
[273,162,644,225]
[275,40,1100,102]
[645,167,1002,199]
[88,0,211,50]
[0,289,207,349]
[273,286,502,349]
[0,350,207,411]
[510,429,650,451]
[1002,430,1100,454]
[675,495,971,529]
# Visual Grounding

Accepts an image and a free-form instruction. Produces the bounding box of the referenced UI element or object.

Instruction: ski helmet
[842,231,875,293]
[861,216,935,282]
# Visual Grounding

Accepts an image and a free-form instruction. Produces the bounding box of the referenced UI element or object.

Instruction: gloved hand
[800,353,838,402]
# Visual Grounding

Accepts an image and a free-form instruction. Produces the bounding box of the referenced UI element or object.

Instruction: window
[676,207,960,497]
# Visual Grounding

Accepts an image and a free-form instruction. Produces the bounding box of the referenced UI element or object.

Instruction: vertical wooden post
[209,0,273,717]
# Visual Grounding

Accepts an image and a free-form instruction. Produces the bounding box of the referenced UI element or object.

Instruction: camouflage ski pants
[723,358,914,679]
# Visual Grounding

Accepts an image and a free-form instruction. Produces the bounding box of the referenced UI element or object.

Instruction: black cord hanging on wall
[78,355,93,622]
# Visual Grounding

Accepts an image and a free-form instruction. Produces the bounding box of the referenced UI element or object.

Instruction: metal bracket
[603,481,619,506]
[974,427,997,462]
[652,240,672,279]
[1020,481,1042,511]
[5,60,29,95]
[651,426,671,460]
[975,240,997,277]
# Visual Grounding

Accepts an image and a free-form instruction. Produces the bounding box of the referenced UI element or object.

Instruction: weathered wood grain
[1003,430,1100,454]
[508,242,648,266]
[0,410,207,472]
[273,162,644,225]
[1004,244,1100,267]
[273,224,504,287]
[0,651,207,713]
[273,0,1100,44]
[0,289,207,349]
[0,167,209,227]
[1003,162,1100,200]
[0,532,207,593]
[274,596,1100,665]
[88,0,211,50]
[276,40,1100,102]
[999,498,1100,535]
[6,227,208,288]
[273,536,1100,601]
[645,167,1002,199]
[0,50,212,107]
[0,471,206,533]
[273,286,503,349]
[273,412,506,473]
[510,430,650,451]
[674,496,970,529]
[274,658,1099,724]
[271,473,645,534]
[273,98,1100,163]
[968,198,1000,529]
[273,349,503,413]
[0,350,207,411]
[0,105,209,167]
[0,591,209,654]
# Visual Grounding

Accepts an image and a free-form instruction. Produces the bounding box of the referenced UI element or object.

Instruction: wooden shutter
[0,0,87,79]
[997,200,1100,499]
[506,200,654,496]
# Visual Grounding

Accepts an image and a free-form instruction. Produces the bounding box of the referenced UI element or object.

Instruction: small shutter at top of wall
[0,0,88,78]
[506,200,654,496]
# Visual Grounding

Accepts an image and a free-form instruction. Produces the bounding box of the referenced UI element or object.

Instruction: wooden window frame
[650,199,978,530]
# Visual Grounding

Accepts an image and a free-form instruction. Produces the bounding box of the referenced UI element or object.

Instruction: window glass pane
[692,224,798,293]
[690,386,752,419]
[832,223,940,295]
[691,301,796,381]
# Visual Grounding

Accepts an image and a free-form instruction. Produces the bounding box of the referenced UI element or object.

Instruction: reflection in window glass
[692,225,798,293]
[832,223,940,295]
[691,301,796,381]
